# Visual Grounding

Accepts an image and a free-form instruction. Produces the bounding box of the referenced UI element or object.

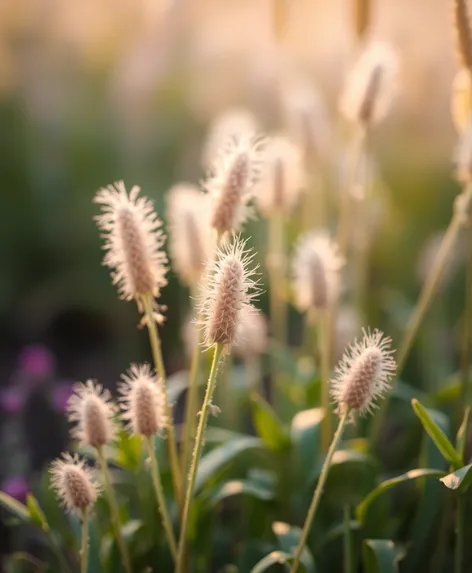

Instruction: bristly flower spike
[67,381,117,449]
[197,236,261,352]
[50,453,100,514]
[340,42,398,127]
[330,328,396,418]
[94,181,168,313]
[119,363,167,438]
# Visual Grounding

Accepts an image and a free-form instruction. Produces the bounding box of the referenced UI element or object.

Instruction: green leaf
[440,463,472,492]
[115,431,143,472]
[0,492,30,523]
[250,551,305,573]
[356,469,445,523]
[362,539,399,573]
[272,522,315,573]
[411,399,462,469]
[195,436,264,493]
[26,494,49,532]
[324,450,377,506]
[250,393,289,451]
[290,408,323,485]
[211,479,275,506]
[456,407,470,462]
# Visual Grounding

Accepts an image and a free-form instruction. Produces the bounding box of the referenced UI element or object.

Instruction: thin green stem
[142,293,183,510]
[455,496,465,573]
[97,447,132,573]
[344,505,352,573]
[176,344,223,573]
[289,409,350,573]
[80,508,89,573]
[461,225,472,403]
[145,436,178,560]
[317,314,333,451]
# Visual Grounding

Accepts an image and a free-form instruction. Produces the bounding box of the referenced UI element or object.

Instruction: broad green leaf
[456,407,470,462]
[26,494,49,531]
[362,539,398,573]
[272,522,315,572]
[324,450,377,506]
[250,393,289,451]
[0,492,30,523]
[250,551,305,573]
[290,408,323,485]
[440,463,472,492]
[356,469,445,523]
[411,399,461,469]
[195,436,264,493]
[211,479,275,506]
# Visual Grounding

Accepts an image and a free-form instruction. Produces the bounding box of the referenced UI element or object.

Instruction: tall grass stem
[461,225,472,403]
[80,508,89,573]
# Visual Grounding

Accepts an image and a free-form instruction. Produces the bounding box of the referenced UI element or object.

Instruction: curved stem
[344,505,353,573]
[176,344,223,573]
[145,436,178,560]
[289,409,350,573]
[142,293,182,510]
[80,508,89,573]
[455,496,465,573]
[97,447,132,573]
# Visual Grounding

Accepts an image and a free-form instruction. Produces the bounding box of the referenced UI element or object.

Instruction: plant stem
[343,505,352,573]
[80,508,89,573]
[145,436,178,560]
[142,293,182,509]
[289,409,350,573]
[176,344,223,573]
[455,496,465,573]
[268,211,287,410]
[317,314,333,451]
[461,225,472,403]
[97,447,132,573]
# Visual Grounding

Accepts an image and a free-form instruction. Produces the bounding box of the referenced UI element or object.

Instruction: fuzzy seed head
[67,381,116,449]
[453,0,472,70]
[292,232,344,313]
[50,453,100,513]
[234,307,268,359]
[451,68,472,133]
[330,328,396,417]
[204,131,266,236]
[166,183,212,285]
[119,364,166,437]
[94,181,168,301]
[255,135,305,215]
[340,43,398,126]
[197,237,260,350]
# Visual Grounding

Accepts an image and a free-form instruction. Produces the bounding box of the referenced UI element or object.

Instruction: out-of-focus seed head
[50,453,100,513]
[166,183,213,286]
[451,68,472,133]
[353,0,371,42]
[233,308,268,359]
[330,328,396,417]
[202,108,259,170]
[452,0,472,70]
[255,134,305,215]
[455,119,472,184]
[119,364,166,437]
[334,307,362,363]
[197,237,261,351]
[340,42,398,127]
[94,181,168,303]
[204,131,266,237]
[67,381,117,449]
[292,232,344,314]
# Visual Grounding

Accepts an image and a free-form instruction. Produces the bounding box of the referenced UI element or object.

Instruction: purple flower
[0,388,23,413]
[51,381,74,413]
[18,345,55,382]
[2,476,28,502]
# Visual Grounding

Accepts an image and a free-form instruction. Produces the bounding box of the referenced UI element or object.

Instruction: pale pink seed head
[50,453,100,513]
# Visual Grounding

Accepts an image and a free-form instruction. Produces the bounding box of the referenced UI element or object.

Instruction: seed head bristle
[453,0,472,70]
[233,307,268,359]
[166,183,212,286]
[119,364,167,437]
[67,381,117,449]
[50,453,100,513]
[292,231,344,314]
[204,131,266,237]
[340,42,398,126]
[197,236,261,351]
[94,181,168,303]
[255,135,305,215]
[330,328,396,417]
